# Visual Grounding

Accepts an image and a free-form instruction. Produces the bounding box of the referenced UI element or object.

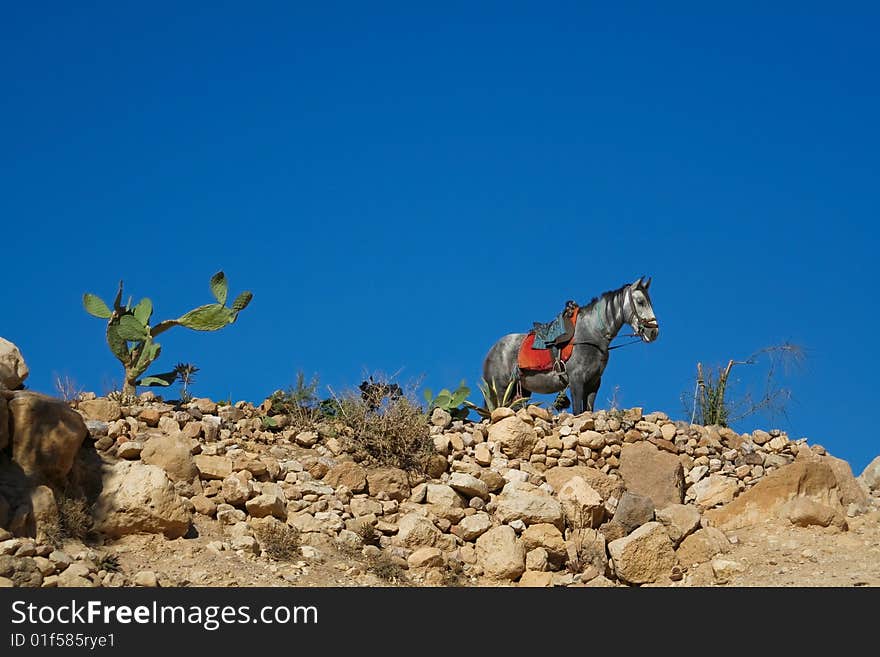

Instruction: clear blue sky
[2,3,877,472]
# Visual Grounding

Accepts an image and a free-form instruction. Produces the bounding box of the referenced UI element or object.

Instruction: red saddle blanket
[517,308,578,371]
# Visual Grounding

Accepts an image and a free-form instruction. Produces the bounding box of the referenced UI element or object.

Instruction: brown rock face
[140,433,197,482]
[607,522,676,585]
[8,392,87,485]
[704,460,846,530]
[476,525,525,581]
[0,396,8,451]
[366,467,411,501]
[77,399,122,423]
[675,527,731,566]
[618,442,685,510]
[487,415,538,459]
[544,466,625,503]
[324,461,367,493]
[91,461,191,539]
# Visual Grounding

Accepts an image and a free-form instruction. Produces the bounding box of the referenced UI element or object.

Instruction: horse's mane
[580,283,630,312]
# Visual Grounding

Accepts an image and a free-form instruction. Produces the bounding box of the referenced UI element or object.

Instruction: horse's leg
[569,379,587,415]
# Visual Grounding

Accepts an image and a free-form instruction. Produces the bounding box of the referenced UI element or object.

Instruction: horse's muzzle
[641,324,659,342]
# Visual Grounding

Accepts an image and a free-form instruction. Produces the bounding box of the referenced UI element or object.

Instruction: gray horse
[482,277,660,415]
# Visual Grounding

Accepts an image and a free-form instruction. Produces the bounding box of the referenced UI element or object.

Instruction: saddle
[518,301,579,372]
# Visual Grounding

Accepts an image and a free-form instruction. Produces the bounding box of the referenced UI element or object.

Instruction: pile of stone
[1,335,878,588]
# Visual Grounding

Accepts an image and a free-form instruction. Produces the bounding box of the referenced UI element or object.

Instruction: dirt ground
[81,508,880,588]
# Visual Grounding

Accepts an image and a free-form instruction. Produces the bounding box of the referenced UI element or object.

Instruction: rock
[495,481,564,529]
[692,474,739,510]
[426,484,464,508]
[476,525,525,581]
[138,408,161,427]
[490,407,516,422]
[584,575,617,587]
[455,512,492,541]
[544,466,625,503]
[859,456,880,493]
[612,492,655,534]
[558,476,604,528]
[448,472,489,500]
[430,408,453,429]
[607,522,675,585]
[77,399,122,423]
[0,397,8,452]
[116,441,144,459]
[221,474,253,507]
[29,486,60,545]
[0,338,28,389]
[525,548,549,571]
[133,571,159,587]
[676,527,731,566]
[656,504,702,546]
[191,495,217,517]
[780,497,847,529]
[8,391,88,485]
[479,470,506,493]
[396,513,441,548]
[0,555,42,587]
[366,467,411,501]
[820,455,869,510]
[408,546,444,568]
[618,442,685,510]
[704,460,846,530]
[92,461,191,539]
[521,524,566,566]
[245,484,287,519]
[474,444,492,466]
[193,455,234,480]
[294,431,318,447]
[425,454,448,478]
[519,570,553,587]
[565,528,608,574]
[488,415,538,460]
[324,462,367,494]
[687,465,709,484]
[141,433,197,482]
[55,564,93,587]
[711,558,745,583]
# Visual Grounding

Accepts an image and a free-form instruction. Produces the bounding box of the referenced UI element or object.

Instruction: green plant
[464,377,533,419]
[83,271,252,397]
[423,380,470,420]
[96,553,122,573]
[174,362,199,402]
[265,371,325,428]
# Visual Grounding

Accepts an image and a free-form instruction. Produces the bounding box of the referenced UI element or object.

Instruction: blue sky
[2,3,877,472]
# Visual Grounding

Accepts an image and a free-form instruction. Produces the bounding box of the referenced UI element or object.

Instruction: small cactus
[83,271,252,397]
[424,380,471,420]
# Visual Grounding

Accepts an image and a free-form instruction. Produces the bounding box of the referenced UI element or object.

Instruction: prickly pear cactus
[83,271,253,396]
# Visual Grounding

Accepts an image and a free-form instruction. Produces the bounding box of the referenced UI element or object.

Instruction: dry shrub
[254,521,301,560]
[366,551,408,584]
[332,375,433,473]
[58,495,92,542]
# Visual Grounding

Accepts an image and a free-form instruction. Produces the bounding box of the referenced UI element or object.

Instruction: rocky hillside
[1,338,879,588]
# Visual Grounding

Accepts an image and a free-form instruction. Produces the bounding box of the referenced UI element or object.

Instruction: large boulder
[92,461,191,539]
[193,455,233,480]
[558,476,604,528]
[692,474,739,510]
[704,459,847,530]
[366,467,411,501]
[396,512,441,548]
[140,432,197,482]
[521,523,567,567]
[0,338,28,389]
[476,525,525,581]
[487,415,537,460]
[676,527,731,566]
[0,395,8,451]
[544,466,625,503]
[860,456,880,493]
[494,481,564,529]
[819,455,869,510]
[8,391,87,485]
[607,522,676,585]
[611,492,655,534]
[656,504,702,546]
[618,442,685,510]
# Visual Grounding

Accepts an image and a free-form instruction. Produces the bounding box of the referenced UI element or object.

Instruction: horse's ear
[631,276,643,289]
[643,276,652,289]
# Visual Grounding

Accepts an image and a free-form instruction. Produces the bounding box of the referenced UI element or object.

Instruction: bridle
[571,286,658,354]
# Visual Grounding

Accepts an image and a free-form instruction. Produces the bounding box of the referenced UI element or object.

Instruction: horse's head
[626,276,659,342]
